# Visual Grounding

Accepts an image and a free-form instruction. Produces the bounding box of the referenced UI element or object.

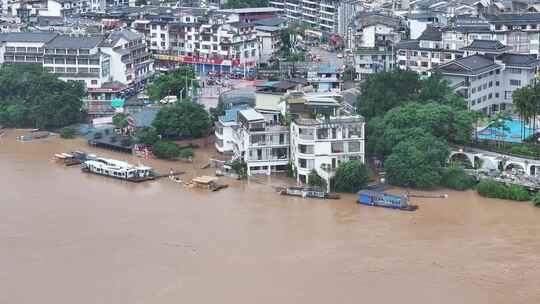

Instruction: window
[472,87,476,93]
[495,93,500,98]
[55,67,65,73]
[66,57,76,64]
[483,96,487,101]
[505,91,512,99]
[421,62,429,67]
[151,24,157,30]
[56,49,66,54]
[489,81,493,87]
[78,58,89,65]
[510,79,521,86]
[27,47,37,53]
[508,68,522,74]
[54,58,65,64]
[420,52,428,57]
[91,80,98,85]
[444,53,452,59]
[66,67,76,73]
[44,58,53,64]
[67,49,77,55]
[5,47,15,52]
[78,67,89,73]
[488,93,492,99]
[483,83,487,89]
[496,81,500,86]
[161,42,165,47]
[160,33,165,39]
[90,68,100,74]
[496,69,500,74]
[89,59,99,65]
[44,67,53,72]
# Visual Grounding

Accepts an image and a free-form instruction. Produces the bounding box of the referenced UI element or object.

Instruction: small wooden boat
[192,176,228,191]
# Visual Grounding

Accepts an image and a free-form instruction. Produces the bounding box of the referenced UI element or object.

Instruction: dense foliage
[112,113,128,128]
[333,160,371,193]
[476,180,530,201]
[152,101,212,139]
[223,0,268,9]
[152,141,181,159]
[359,71,475,189]
[533,193,540,207]
[135,127,160,145]
[60,127,76,139]
[147,66,198,101]
[179,148,194,160]
[308,170,325,188]
[513,82,540,139]
[440,166,477,191]
[231,159,247,179]
[385,133,450,189]
[0,65,84,128]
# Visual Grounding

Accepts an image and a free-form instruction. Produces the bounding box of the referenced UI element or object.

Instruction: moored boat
[81,157,155,182]
[357,190,418,211]
[279,186,340,200]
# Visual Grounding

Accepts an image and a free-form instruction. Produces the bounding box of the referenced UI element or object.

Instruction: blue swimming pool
[477,119,535,143]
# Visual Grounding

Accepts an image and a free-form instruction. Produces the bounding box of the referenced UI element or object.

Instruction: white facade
[290,116,365,191]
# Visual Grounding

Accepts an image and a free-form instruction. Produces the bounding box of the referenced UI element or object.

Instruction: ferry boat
[279,187,340,199]
[358,190,418,211]
[81,157,155,182]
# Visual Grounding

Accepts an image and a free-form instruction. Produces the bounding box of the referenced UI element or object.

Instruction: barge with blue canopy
[358,190,418,211]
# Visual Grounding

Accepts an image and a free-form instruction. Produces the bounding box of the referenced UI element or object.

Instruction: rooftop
[418,25,442,41]
[486,12,540,24]
[0,32,57,43]
[498,53,540,67]
[461,39,511,52]
[218,105,249,124]
[252,17,286,27]
[294,115,364,126]
[436,54,499,75]
[239,108,265,122]
[217,7,282,14]
[46,35,103,49]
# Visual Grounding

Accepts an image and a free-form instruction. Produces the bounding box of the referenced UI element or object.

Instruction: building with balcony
[436,41,540,115]
[306,65,342,92]
[232,108,290,176]
[290,115,365,191]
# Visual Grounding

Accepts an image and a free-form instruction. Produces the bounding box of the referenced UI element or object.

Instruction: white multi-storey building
[290,115,365,191]
[232,108,290,176]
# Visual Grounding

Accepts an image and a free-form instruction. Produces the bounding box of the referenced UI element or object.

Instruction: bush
[112,113,128,128]
[308,169,324,188]
[533,193,540,207]
[510,145,539,158]
[507,185,530,201]
[441,166,476,190]
[120,137,133,147]
[152,141,181,159]
[135,127,159,145]
[179,147,194,159]
[334,160,371,193]
[476,180,530,201]
[60,127,76,139]
[476,180,509,199]
[231,159,247,179]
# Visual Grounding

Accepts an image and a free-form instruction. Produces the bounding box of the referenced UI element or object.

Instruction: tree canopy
[0,65,85,128]
[385,132,450,189]
[147,66,198,101]
[152,101,212,139]
[223,0,268,9]
[333,160,371,193]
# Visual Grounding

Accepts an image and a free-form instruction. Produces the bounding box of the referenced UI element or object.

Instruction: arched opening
[449,153,474,169]
[505,162,526,174]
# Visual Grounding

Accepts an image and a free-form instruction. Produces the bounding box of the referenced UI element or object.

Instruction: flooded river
[1,129,540,304]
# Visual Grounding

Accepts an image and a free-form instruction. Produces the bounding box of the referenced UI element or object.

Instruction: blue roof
[219,105,249,123]
[319,66,338,74]
[256,81,280,88]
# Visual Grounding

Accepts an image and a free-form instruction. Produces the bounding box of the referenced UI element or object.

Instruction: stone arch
[449,152,475,169]
[504,162,527,173]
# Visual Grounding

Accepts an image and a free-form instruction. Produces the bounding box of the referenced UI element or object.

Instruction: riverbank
[2,128,540,304]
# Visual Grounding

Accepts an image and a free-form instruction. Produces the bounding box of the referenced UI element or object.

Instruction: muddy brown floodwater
[1,129,540,304]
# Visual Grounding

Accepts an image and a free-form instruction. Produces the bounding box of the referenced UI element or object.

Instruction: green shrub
[533,193,540,207]
[334,160,371,193]
[60,127,75,139]
[441,166,476,190]
[476,180,509,199]
[507,185,530,201]
[510,145,539,158]
[231,159,247,179]
[308,169,325,188]
[179,147,194,159]
[152,141,181,159]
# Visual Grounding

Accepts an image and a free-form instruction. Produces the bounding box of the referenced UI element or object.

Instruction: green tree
[152,101,212,139]
[385,133,450,189]
[112,113,128,128]
[532,193,540,207]
[231,159,247,179]
[147,66,198,101]
[135,127,160,145]
[477,180,509,199]
[0,65,84,128]
[60,127,76,139]
[152,141,181,159]
[357,69,421,120]
[441,166,476,190]
[120,137,133,147]
[341,66,356,82]
[308,169,324,188]
[179,148,194,159]
[223,0,269,9]
[333,160,371,193]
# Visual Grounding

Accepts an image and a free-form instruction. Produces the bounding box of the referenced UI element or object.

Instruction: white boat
[81,158,154,182]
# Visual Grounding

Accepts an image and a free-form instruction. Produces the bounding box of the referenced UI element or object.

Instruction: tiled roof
[252,17,286,27]
[0,32,57,43]
[46,35,103,49]
[486,12,540,24]
[417,25,442,41]
[461,39,511,52]
[437,54,499,75]
[498,53,540,67]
